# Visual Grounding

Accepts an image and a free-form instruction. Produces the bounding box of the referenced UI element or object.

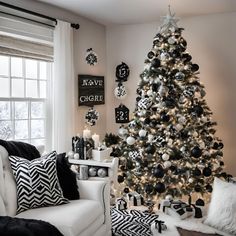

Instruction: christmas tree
[117,8,226,201]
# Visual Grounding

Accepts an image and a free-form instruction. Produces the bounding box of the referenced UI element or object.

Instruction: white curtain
[52,20,75,153]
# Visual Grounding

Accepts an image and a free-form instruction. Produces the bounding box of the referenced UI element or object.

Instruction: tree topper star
[159,5,179,33]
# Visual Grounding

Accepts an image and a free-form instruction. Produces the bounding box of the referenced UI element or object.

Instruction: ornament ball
[162,153,170,161]
[126,136,136,145]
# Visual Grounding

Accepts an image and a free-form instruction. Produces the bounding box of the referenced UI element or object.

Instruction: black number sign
[115,104,129,123]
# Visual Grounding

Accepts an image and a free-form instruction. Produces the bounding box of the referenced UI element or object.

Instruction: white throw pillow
[204,177,236,235]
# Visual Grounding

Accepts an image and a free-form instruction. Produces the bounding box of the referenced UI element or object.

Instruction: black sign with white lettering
[78,75,105,106]
[115,104,129,123]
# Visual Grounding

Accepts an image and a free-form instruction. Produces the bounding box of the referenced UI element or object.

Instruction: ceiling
[37,0,236,26]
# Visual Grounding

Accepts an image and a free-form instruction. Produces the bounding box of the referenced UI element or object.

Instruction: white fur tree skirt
[151,212,232,236]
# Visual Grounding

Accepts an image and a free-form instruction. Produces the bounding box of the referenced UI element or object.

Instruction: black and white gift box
[128,192,144,206]
[159,200,196,220]
[116,198,127,210]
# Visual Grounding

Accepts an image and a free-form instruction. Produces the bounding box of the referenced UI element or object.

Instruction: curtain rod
[0,1,80,29]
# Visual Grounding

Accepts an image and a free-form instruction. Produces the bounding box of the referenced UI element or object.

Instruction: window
[0,55,52,146]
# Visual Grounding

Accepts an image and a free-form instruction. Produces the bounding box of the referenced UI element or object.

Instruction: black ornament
[203,167,212,177]
[206,184,213,193]
[118,175,124,183]
[218,142,224,149]
[175,71,185,81]
[170,165,177,172]
[180,130,189,140]
[155,182,166,193]
[124,187,130,193]
[191,64,199,72]
[153,165,165,178]
[147,51,155,59]
[193,167,201,177]
[191,146,202,158]
[196,198,205,206]
[126,160,135,170]
[192,105,204,117]
[151,58,161,68]
[171,49,181,58]
[164,97,176,109]
[152,83,159,92]
[85,48,98,66]
[116,62,130,82]
[146,145,156,155]
[213,142,219,150]
[194,184,201,192]
[160,113,170,122]
[220,161,224,166]
[145,184,154,194]
[144,117,151,125]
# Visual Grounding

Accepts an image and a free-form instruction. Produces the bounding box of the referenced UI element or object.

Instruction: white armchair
[0,145,111,236]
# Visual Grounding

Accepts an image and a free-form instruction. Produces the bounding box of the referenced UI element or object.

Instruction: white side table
[68,157,119,187]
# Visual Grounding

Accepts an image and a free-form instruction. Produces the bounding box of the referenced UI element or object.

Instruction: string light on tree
[116,6,227,202]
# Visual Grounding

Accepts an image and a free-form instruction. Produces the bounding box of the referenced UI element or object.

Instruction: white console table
[69,157,119,187]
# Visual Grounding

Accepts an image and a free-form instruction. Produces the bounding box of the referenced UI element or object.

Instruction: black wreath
[116,62,130,82]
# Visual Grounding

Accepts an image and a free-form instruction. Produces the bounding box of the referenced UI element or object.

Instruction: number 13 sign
[115,104,129,123]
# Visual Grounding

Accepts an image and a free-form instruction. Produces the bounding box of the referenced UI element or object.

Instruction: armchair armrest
[77,180,111,232]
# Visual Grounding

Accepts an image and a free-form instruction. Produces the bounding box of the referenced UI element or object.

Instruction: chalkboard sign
[78,75,105,106]
[115,104,129,123]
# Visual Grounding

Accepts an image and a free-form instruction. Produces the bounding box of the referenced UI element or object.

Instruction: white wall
[106,12,236,176]
[2,0,107,138]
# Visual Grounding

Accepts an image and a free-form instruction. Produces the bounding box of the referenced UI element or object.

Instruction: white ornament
[192,131,198,137]
[74,153,80,160]
[175,124,183,131]
[178,116,186,124]
[147,90,153,96]
[139,129,147,137]
[114,85,127,100]
[168,139,173,146]
[158,84,169,96]
[201,117,208,123]
[143,76,149,82]
[148,134,154,142]
[165,195,173,201]
[189,178,194,183]
[126,136,136,145]
[160,52,170,61]
[162,153,170,161]
[67,151,74,159]
[118,127,128,137]
[199,141,205,149]
[163,161,172,169]
[138,97,152,109]
[168,37,176,45]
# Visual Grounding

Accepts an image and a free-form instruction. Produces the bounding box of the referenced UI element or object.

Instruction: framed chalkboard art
[78,75,105,106]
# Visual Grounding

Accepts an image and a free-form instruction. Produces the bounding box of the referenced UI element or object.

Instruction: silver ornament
[175,72,185,81]
[168,37,176,45]
[88,167,97,177]
[126,136,136,145]
[162,153,170,161]
[139,129,147,137]
[97,168,107,177]
[163,161,172,168]
[118,127,128,137]
[158,84,169,96]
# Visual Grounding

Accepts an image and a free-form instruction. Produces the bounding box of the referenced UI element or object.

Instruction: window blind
[0,34,53,61]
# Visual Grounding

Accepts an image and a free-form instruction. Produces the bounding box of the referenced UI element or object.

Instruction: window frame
[0,55,52,148]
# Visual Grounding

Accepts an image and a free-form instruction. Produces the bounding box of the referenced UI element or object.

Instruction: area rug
[177,227,223,236]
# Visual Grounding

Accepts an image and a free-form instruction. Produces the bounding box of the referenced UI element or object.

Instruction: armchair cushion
[9,151,68,214]
[16,199,104,236]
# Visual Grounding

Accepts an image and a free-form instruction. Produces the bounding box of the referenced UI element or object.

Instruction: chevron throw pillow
[9,151,69,214]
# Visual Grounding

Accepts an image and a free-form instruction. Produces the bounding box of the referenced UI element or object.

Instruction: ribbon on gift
[155,220,167,233]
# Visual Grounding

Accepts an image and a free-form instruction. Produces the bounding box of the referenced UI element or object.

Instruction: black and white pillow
[9,151,69,214]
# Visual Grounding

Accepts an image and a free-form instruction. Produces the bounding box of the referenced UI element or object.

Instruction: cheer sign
[78,75,105,106]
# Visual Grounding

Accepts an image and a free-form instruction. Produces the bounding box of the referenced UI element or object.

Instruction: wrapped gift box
[116,198,127,210]
[128,191,144,206]
[92,148,112,161]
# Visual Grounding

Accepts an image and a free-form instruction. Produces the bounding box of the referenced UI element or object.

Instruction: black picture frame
[78,75,105,106]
